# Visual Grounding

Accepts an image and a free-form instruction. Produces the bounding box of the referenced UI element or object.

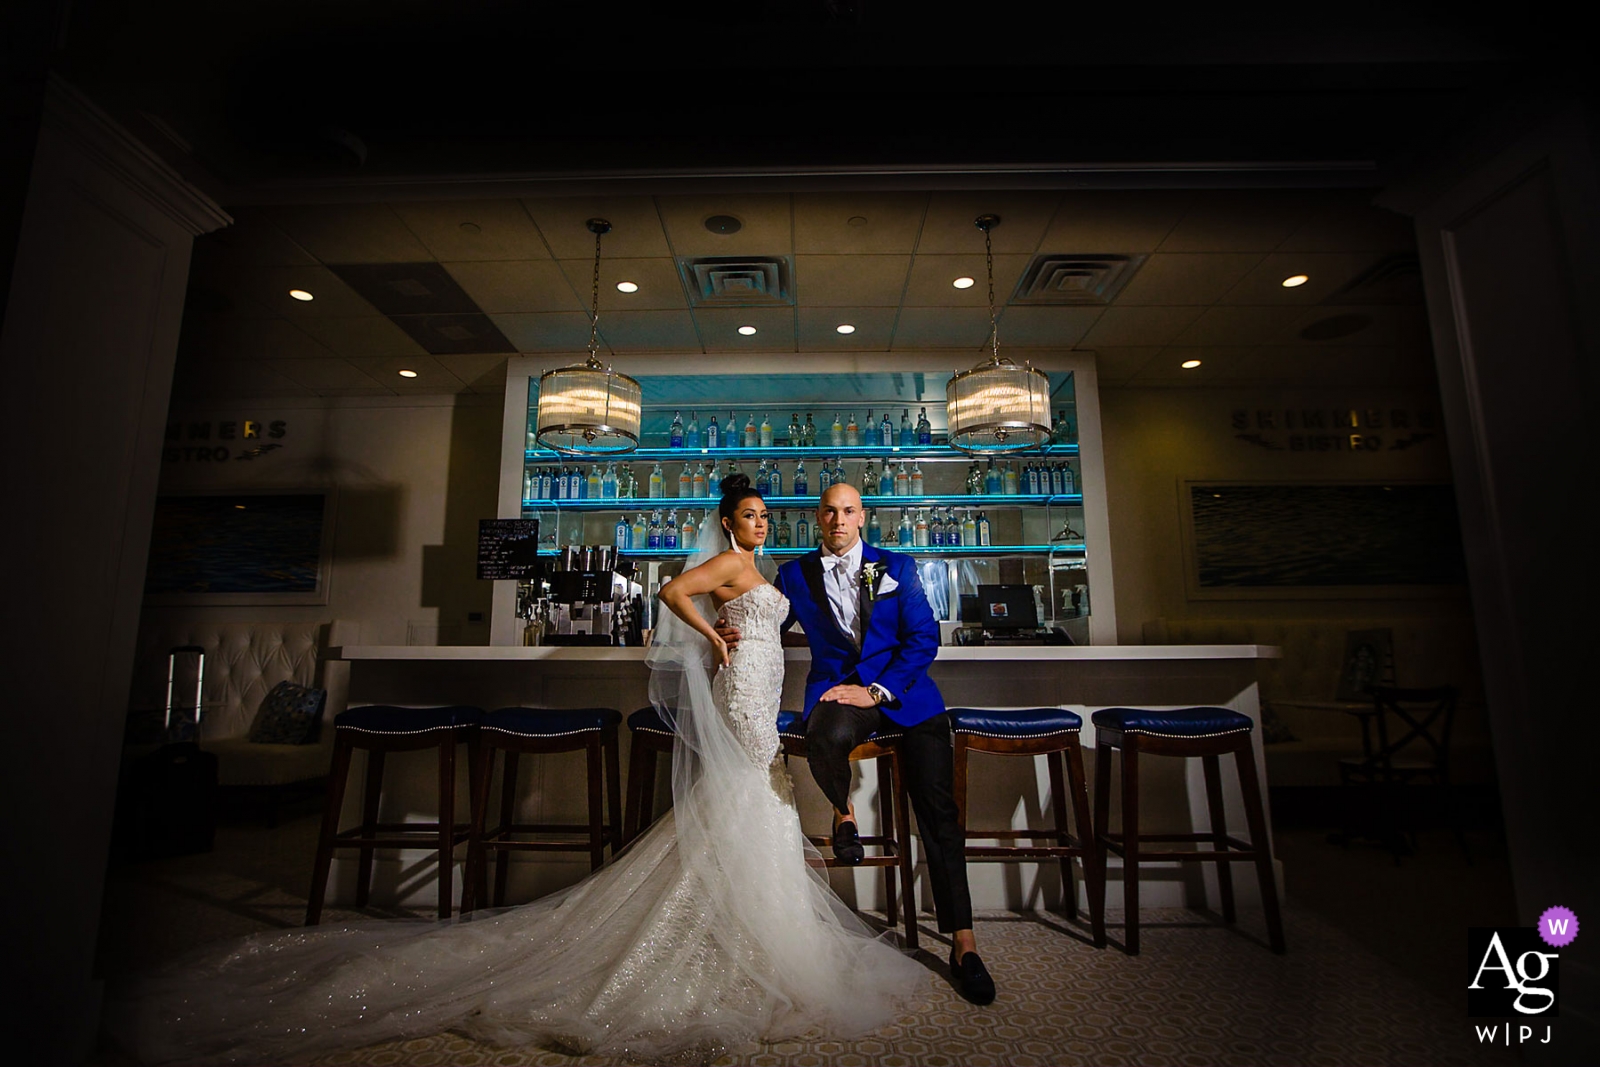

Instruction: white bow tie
[822,554,851,573]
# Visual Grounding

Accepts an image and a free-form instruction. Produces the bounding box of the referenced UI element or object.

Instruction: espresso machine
[536,545,643,646]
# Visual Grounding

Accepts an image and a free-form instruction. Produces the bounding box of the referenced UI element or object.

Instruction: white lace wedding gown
[110,583,927,1064]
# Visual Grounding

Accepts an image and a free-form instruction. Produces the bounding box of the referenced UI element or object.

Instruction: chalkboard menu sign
[477,519,541,579]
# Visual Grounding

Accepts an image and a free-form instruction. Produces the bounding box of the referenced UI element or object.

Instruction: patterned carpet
[93,816,1518,1066]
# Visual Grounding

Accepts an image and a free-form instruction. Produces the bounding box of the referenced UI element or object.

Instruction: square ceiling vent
[678,256,793,307]
[1011,254,1146,305]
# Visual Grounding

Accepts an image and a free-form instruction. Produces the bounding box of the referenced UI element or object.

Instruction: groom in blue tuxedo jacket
[718,484,995,1004]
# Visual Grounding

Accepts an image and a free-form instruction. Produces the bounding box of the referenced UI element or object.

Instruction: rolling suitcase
[115,646,219,858]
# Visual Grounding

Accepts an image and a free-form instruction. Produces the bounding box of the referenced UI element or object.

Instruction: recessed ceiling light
[398,369,418,378]
[952,277,976,289]
[288,289,314,301]
[737,325,757,335]
[1281,274,1309,288]
[616,281,639,293]
[835,323,856,334]
[1181,359,1202,369]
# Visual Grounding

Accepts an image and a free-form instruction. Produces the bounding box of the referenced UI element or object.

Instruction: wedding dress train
[110,583,926,1064]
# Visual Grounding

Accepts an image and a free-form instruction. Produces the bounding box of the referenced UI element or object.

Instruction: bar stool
[622,706,676,844]
[305,704,484,925]
[778,712,919,949]
[1091,706,1285,955]
[462,707,622,913]
[951,707,1106,947]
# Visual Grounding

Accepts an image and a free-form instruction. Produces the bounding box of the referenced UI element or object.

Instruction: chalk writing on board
[477,519,541,580]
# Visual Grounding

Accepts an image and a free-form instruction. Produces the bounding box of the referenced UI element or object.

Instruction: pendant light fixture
[945,214,1052,454]
[534,218,642,455]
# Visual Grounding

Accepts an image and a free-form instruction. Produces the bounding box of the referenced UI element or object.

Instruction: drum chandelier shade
[945,214,1053,454]
[534,218,642,455]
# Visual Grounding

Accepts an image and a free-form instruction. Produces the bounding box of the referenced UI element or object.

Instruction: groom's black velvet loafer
[831,819,865,865]
[949,949,997,1005]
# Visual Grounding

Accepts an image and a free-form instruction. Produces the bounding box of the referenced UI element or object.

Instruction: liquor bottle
[522,468,534,500]
[678,462,692,498]
[648,463,664,499]
[928,508,943,547]
[913,508,930,547]
[916,406,932,445]
[788,413,803,447]
[727,459,741,477]
[759,413,774,448]
[894,461,910,496]
[879,410,894,446]
[663,510,679,550]
[1048,462,1063,496]
[576,466,590,499]
[795,512,810,547]
[769,461,783,496]
[614,514,630,550]
[965,462,980,495]
[845,412,860,447]
[899,408,913,446]
[804,413,818,447]
[599,462,615,498]
[538,467,553,499]
[830,413,844,448]
[776,511,792,548]
[1062,462,1077,494]
[983,458,1001,495]
[961,509,977,546]
[976,511,992,546]
[898,510,914,547]
[706,414,720,449]
[587,465,602,498]
[682,511,698,551]
[525,420,536,451]
[556,465,570,500]
[832,457,846,489]
[879,461,895,496]
[685,411,700,449]
[818,459,832,492]
[647,511,663,549]
[617,463,634,499]
[909,461,924,496]
[793,460,808,496]
[669,410,685,449]
[1025,462,1040,495]
[861,459,877,495]
[727,411,739,448]
[743,413,758,448]
[707,461,722,496]
[755,459,770,494]
[1055,407,1072,444]
[1003,461,1020,496]
[692,462,707,498]
[866,509,882,546]
[632,512,648,548]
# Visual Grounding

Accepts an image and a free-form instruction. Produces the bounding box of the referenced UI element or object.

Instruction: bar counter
[326,643,1282,915]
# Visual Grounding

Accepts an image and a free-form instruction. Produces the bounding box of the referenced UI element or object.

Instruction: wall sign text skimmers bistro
[1230,407,1438,452]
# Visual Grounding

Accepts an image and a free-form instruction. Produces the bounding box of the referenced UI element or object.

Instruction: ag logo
[1468,928,1558,1017]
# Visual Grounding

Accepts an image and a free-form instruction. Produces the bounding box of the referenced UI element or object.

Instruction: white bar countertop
[334,644,1279,662]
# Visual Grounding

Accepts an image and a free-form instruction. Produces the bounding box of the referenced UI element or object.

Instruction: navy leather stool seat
[464,707,623,913]
[306,704,486,925]
[1091,706,1285,955]
[780,712,916,949]
[950,708,1105,947]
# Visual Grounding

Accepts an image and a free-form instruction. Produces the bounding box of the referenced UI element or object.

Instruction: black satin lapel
[859,546,880,639]
[800,551,832,631]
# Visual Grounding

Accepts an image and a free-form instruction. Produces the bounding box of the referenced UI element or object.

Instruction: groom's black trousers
[804,700,974,934]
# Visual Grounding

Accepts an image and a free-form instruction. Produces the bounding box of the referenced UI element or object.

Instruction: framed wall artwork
[143,489,336,605]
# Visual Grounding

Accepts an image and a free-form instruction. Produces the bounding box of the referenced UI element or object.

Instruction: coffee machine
[537,545,643,646]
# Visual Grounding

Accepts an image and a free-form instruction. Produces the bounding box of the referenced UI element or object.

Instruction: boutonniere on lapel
[859,561,884,602]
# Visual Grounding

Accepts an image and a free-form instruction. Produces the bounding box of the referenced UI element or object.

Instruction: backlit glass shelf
[523,443,1079,462]
[522,494,1085,510]
[534,543,1087,559]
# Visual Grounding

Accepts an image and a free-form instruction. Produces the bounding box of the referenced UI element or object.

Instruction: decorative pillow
[247,681,328,745]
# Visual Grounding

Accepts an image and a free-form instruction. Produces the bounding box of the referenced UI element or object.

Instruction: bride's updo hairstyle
[718,473,762,536]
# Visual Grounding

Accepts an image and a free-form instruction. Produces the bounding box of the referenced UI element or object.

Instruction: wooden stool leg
[892,749,918,950]
[604,725,623,853]
[436,736,456,920]
[1092,741,1113,944]
[306,735,354,926]
[1234,744,1286,953]
[355,749,386,907]
[623,738,645,846]
[587,737,606,871]
[1121,742,1142,956]
[1066,739,1106,947]
[494,751,520,907]
[1046,747,1076,919]
[1202,752,1236,924]
[464,735,495,915]
[877,755,897,930]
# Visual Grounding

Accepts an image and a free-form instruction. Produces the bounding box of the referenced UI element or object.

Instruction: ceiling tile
[346,355,469,393]
[1157,191,1319,253]
[171,359,309,399]
[434,354,512,393]
[1135,347,1273,383]
[797,307,897,350]
[179,315,336,362]
[793,193,928,254]
[1081,306,1203,347]
[556,257,685,311]
[903,253,1032,307]
[1039,191,1191,253]
[195,209,318,267]
[294,316,430,357]
[891,307,994,349]
[656,194,794,257]
[914,193,1060,254]
[596,310,702,352]
[269,359,386,392]
[794,255,911,307]
[1284,305,1401,346]
[993,306,1102,347]
[1172,306,1307,346]
[1278,196,1417,252]
[1088,347,1164,382]
[490,312,594,351]
[391,200,551,261]
[1113,253,1264,306]
[694,308,797,352]
[446,260,582,314]
[521,197,673,259]
[1219,252,1388,306]
[267,204,434,263]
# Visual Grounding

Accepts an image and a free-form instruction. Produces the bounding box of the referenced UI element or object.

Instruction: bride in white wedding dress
[109,474,927,1065]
